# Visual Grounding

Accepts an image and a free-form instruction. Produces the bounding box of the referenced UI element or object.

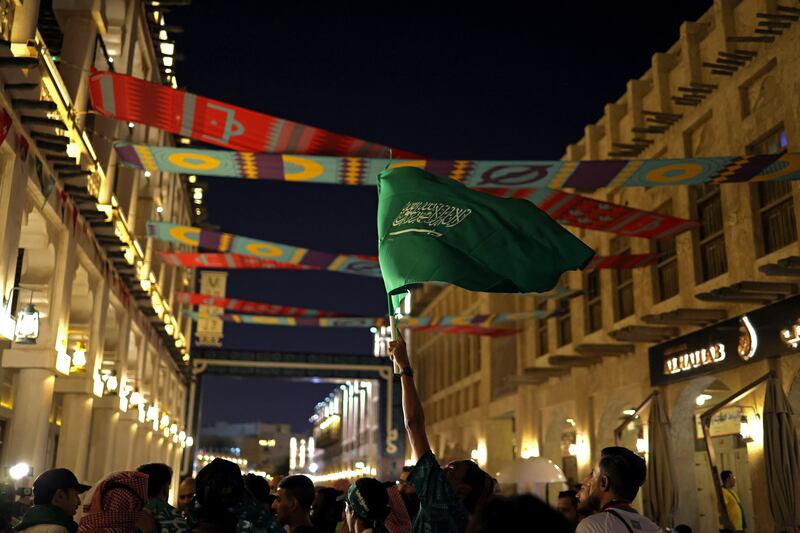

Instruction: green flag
[377,167,595,311]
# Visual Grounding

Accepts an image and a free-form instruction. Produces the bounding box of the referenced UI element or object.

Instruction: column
[0,161,28,297]
[53,0,100,127]
[10,0,40,49]
[3,360,55,475]
[55,389,93,478]
[86,397,119,483]
[112,411,139,472]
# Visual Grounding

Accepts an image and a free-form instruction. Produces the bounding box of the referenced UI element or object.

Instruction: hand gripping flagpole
[389,315,401,375]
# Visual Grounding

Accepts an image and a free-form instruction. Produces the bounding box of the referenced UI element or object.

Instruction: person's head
[443,460,494,514]
[78,471,149,532]
[244,474,273,509]
[311,487,344,529]
[721,470,735,488]
[675,525,693,533]
[32,468,91,516]
[273,475,315,526]
[585,447,647,510]
[194,458,245,529]
[557,490,579,528]
[466,494,571,533]
[398,466,415,495]
[178,477,196,514]
[343,478,390,532]
[136,463,173,501]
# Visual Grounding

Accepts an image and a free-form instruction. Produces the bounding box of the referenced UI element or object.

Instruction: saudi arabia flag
[377,167,596,311]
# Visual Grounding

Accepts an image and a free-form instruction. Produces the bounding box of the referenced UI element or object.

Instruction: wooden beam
[548,355,602,367]
[731,280,797,295]
[575,343,634,356]
[609,325,680,343]
[696,291,774,305]
[642,308,727,326]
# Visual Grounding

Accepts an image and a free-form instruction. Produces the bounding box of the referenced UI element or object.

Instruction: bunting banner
[184,308,559,335]
[157,247,664,273]
[114,143,800,188]
[147,221,382,277]
[124,145,698,239]
[158,251,320,270]
[175,292,347,317]
[89,71,419,157]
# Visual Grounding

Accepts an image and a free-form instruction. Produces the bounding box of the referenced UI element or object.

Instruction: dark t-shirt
[408,451,470,533]
[292,526,320,533]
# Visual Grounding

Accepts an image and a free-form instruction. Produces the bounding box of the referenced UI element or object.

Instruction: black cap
[33,469,91,502]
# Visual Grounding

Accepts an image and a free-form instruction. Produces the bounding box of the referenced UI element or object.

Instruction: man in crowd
[273,475,317,532]
[575,447,661,532]
[136,463,188,532]
[389,336,495,532]
[177,477,195,517]
[397,467,419,522]
[720,470,746,533]
[557,489,580,531]
[310,487,343,533]
[15,468,90,533]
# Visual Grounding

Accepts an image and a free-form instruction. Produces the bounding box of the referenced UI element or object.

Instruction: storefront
[649,294,799,533]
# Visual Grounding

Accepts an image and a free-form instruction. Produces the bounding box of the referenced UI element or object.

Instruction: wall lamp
[1,287,40,344]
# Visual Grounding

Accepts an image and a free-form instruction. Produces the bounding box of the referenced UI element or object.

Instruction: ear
[599,475,610,492]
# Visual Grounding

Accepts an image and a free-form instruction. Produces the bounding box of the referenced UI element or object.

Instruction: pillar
[10,0,40,48]
[3,363,55,475]
[54,0,99,128]
[86,397,119,483]
[55,391,93,478]
[112,411,139,472]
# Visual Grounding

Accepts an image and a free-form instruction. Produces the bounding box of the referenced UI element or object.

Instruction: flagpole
[389,315,401,374]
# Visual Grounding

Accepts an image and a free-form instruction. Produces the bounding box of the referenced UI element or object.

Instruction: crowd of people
[7,336,728,532]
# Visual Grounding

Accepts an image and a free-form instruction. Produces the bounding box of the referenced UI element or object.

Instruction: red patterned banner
[584,253,662,271]
[89,70,419,158]
[176,292,345,317]
[158,251,319,270]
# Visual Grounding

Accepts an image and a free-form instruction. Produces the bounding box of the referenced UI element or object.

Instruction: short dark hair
[558,490,578,508]
[450,460,493,514]
[244,474,271,503]
[401,466,413,473]
[278,475,315,511]
[675,525,693,533]
[598,447,647,501]
[720,470,733,484]
[467,494,571,533]
[136,463,173,498]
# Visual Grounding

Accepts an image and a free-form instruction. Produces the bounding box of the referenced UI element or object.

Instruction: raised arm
[389,335,431,459]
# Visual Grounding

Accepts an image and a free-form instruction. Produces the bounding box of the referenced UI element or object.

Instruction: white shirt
[576,509,663,533]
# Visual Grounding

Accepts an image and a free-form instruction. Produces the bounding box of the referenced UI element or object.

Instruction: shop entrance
[694,435,754,533]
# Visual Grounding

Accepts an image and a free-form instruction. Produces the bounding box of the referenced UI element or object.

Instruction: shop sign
[195,271,227,347]
[649,294,799,386]
[695,406,743,439]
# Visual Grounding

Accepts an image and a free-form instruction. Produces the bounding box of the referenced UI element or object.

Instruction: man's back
[576,509,662,533]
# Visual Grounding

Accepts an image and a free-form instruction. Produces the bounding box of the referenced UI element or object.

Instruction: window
[652,201,679,301]
[585,270,602,333]
[749,129,795,255]
[536,299,549,357]
[611,237,634,320]
[693,183,728,281]
[557,301,571,347]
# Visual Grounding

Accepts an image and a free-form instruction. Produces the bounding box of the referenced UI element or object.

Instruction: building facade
[0,0,195,500]
[199,421,293,474]
[409,1,800,531]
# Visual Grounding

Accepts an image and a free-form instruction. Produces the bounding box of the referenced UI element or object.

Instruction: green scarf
[15,504,77,533]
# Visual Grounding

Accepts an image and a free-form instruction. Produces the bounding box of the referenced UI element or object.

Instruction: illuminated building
[409,1,800,530]
[301,380,382,481]
[199,421,292,474]
[0,0,193,502]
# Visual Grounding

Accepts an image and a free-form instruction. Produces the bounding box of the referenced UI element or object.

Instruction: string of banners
[150,222,661,274]
[131,147,697,240]
[115,142,800,189]
[177,287,579,317]
[184,308,565,336]
[88,70,420,158]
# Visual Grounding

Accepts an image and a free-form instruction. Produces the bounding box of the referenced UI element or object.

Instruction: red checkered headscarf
[77,471,149,533]
[384,485,412,533]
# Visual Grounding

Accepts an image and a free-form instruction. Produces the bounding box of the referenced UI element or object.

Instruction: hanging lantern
[739,415,753,442]
[14,302,39,344]
[71,342,87,370]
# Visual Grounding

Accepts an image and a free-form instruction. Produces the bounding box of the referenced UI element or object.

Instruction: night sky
[168,1,712,432]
